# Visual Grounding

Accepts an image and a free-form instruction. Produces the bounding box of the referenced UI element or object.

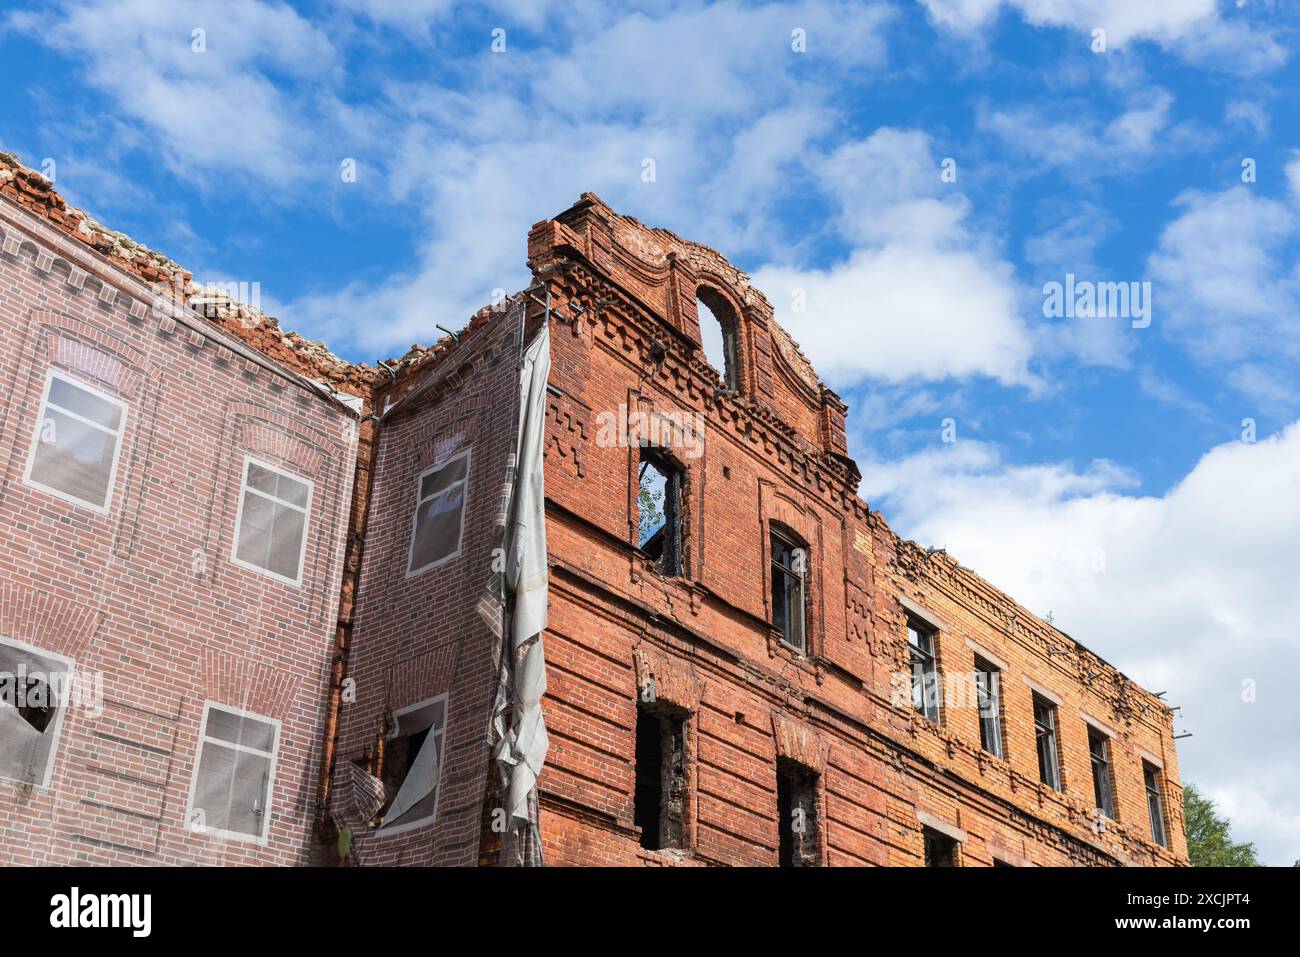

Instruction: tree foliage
[1183,783,1260,867]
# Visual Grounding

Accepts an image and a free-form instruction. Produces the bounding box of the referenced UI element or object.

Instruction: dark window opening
[923,827,959,866]
[376,697,446,829]
[776,759,819,867]
[696,295,740,391]
[974,657,1002,757]
[1089,726,1116,820]
[908,619,940,722]
[634,705,687,851]
[992,857,1015,868]
[1144,761,1167,847]
[638,449,682,576]
[1033,694,1061,790]
[771,527,807,653]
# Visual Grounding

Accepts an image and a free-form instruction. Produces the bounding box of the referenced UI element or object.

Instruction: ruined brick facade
[0,152,1185,867]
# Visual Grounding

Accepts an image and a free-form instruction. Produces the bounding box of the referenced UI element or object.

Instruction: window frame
[185,700,281,846]
[636,447,683,577]
[973,656,1003,758]
[908,618,941,723]
[1088,725,1117,820]
[0,634,76,791]
[1032,693,1062,791]
[770,525,807,654]
[1144,760,1167,848]
[22,368,128,515]
[406,448,471,578]
[229,454,314,587]
[375,692,449,837]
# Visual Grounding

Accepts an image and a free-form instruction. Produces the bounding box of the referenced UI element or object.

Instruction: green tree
[1183,783,1260,866]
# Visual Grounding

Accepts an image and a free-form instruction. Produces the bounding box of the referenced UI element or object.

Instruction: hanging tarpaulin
[382,728,440,826]
[494,322,550,861]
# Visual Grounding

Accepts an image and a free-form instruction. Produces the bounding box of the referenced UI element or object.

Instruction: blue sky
[2,0,1298,862]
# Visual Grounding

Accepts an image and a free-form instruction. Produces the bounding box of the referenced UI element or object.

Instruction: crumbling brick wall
[526,194,1186,867]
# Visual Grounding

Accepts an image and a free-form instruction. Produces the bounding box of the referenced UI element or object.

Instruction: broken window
[908,619,940,722]
[409,450,470,574]
[1144,761,1167,847]
[232,457,312,585]
[1088,726,1116,820]
[770,525,806,653]
[696,295,740,391]
[0,637,73,789]
[638,448,682,576]
[1033,694,1061,790]
[378,695,447,831]
[923,827,959,866]
[776,759,819,867]
[973,657,1003,757]
[25,369,126,511]
[633,704,687,851]
[188,703,279,841]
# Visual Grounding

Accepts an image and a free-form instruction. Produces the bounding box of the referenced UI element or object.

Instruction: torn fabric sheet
[494,323,551,828]
[382,728,441,826]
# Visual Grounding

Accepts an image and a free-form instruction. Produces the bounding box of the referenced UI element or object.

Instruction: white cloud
[7,0,337,184]
[1147,184,1300,409]
[753,128,1037,389]
[861,422,1300,864]
[918,0,1285,72]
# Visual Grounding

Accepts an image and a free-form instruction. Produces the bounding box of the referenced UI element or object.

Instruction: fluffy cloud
[754,128,1037,389]
[6,0,336,184]
[1148,184,1300,411]
[859,422,1300,864]
[918,0,1285,72]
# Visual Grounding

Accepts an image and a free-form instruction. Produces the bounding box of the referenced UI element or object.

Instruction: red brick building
[0,154,1185,866]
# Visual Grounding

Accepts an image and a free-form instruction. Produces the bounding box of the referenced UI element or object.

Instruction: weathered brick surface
[0,194,357,865]
[528,194,1186,867]
[0,156,1186,867]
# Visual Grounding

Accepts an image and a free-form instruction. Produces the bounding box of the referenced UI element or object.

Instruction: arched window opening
[696,294,740,391]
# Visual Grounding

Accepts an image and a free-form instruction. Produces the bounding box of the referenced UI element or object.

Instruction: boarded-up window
[0,637,74,789]
[25,370,126,511]
[379,695,447,831]
[187,703,279,842]
[232,457,312,585]
[408,451,470,575]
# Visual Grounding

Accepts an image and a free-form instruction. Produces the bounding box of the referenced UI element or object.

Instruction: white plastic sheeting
[494,324,551,830]
[382,726,441,826]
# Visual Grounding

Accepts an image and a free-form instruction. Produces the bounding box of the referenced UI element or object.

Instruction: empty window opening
[923,827,959,866]
[974,657,1003,757]
[1033,693,1061,790]
[633,704,687,851]
[771,526,807,653]
[25,369,126,512]
[378,695,448,832]
[0,637,73,789]
[908,619,940,722]
[231,456,312,585]
[776,759,820,867]
[992,857,1016,868]
[409,449,470,574]
[1088,726,1116,820]
[1144,761,1167,848]
[187,703,279,842]
[696,295,740,391]
[638,448,682,576]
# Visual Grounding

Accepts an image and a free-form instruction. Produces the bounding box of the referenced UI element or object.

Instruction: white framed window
[407,449,470,576]
[0,636,75,790]
[186,702,280,844]
[377,694,448,835]
[23,368,127,513]
[230,456,313,586]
